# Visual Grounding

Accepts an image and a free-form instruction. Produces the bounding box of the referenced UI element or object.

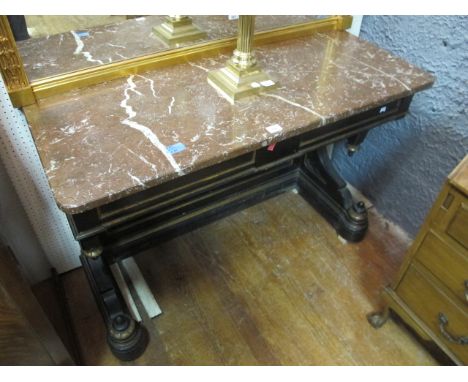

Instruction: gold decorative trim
[0,16,34,107]
[6,16,352,106]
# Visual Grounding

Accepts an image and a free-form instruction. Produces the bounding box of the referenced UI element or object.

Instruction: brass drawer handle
[438,313,468,345]
[465,280,468,303]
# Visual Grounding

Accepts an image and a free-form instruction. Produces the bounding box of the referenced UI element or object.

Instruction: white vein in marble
[71,30,105,65]
[120,75,184,176]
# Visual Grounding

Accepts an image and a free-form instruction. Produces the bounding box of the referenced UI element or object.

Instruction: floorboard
[37,191,438,365]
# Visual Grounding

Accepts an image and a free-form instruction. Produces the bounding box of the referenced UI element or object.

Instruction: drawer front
[98,151,256,221]
[299,99,404,150]
[432,187,468,251]
[397,264,468,363]
[447,202,468,250]
[415,231,468,306]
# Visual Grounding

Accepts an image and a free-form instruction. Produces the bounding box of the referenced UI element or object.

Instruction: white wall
[335,16,468,237]
[0,77,81,284]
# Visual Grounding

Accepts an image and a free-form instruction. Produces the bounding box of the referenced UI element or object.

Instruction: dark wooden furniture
[0,244,74,365]
[73,95,414,360]
[24,30,434,360]
[369,155,468,365]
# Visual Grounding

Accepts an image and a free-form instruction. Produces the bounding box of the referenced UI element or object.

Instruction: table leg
[80,254,148,361]
[298,146,368,242]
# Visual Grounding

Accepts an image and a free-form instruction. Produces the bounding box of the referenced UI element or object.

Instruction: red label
[267,143,276,152]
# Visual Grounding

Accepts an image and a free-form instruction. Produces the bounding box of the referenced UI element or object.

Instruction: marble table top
[17,15,319,81]
[24,30,435,214]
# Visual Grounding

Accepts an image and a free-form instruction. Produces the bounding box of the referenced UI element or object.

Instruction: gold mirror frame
[0,15,352,108]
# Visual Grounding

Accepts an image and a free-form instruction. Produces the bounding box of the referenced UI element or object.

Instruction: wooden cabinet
[369,155,468,365]
[0,244,74,365]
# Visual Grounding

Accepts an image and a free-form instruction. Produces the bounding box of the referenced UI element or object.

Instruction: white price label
[266,124,283,134]
[260,80,275,87]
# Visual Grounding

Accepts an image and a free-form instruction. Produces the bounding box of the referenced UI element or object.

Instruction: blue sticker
[167,142,186,155]
[77,31,90,38]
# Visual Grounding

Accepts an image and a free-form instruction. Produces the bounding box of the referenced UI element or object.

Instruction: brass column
[231,16,257,69]
[207,15,277,103]
[153,16,206,46]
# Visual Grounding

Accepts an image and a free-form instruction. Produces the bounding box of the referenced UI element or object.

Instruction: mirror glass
[8,15,326,83]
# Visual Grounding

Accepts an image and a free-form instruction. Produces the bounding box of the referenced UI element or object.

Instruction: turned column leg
[297,146,368,242]
[80,253,148,361]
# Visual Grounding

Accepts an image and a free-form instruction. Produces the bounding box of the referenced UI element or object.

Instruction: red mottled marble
[24,30,434,214]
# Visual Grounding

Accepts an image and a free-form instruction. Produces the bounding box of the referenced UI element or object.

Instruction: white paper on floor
[121,257,162,319]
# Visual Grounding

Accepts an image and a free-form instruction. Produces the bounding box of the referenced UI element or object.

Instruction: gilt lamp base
[153,16,206,45]
[207,61,277,103]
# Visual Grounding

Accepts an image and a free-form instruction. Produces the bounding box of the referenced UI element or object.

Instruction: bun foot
[367,308,390,329]
[107,315,149,361]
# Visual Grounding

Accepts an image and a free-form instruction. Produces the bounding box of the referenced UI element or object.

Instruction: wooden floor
[35,191,438,365]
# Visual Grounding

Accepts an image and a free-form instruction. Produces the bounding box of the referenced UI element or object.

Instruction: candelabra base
[153,17,206,46]
[207,61,277,103]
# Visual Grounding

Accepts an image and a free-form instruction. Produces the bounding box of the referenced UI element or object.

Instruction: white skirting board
[120,257,162,319]
[347,16,363,37]
[110,263,142,322]
[110,257,162,320]
[0,77,81,278]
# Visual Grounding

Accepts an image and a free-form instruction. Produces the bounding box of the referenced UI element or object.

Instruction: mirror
[2,15,351,107]
[9,15,325,83]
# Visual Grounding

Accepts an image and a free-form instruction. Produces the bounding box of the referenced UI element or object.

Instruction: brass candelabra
[207,15,277,103]
[153,16,206,46]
